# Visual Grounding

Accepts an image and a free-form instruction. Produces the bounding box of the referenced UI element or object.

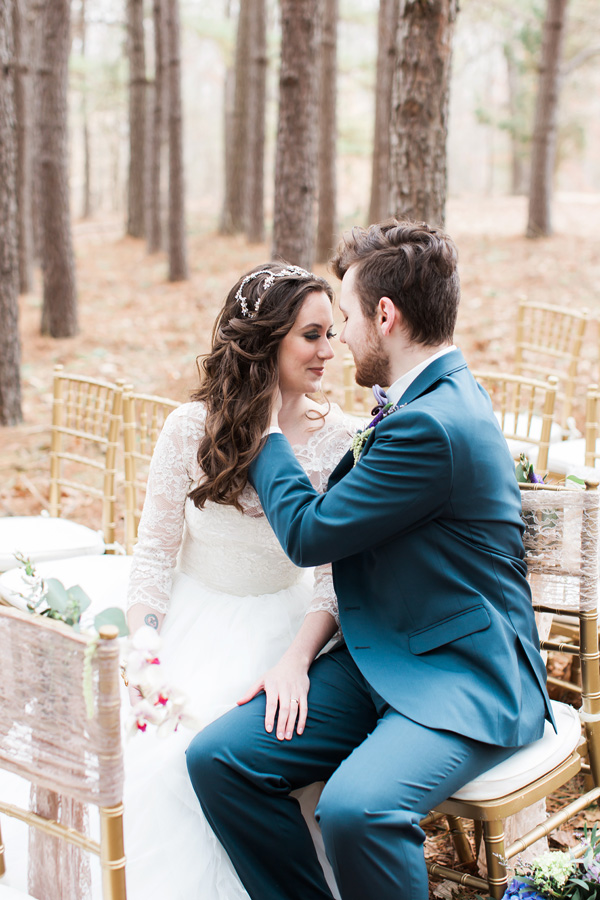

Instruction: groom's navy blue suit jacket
[249,349,552,748]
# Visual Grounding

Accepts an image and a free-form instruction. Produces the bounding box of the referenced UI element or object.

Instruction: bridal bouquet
[501,827,600,899]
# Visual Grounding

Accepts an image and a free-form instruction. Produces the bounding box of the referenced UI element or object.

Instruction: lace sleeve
[126,403,205,615]
[300,405,354,625]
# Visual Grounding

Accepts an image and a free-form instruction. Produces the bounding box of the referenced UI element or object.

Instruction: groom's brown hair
[330,219,460,347]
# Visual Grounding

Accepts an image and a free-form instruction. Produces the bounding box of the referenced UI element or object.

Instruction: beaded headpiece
[235,265,314,318]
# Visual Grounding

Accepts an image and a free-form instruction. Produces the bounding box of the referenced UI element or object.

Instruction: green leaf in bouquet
[566,474,586,490]
[44,578,70,614]
[66,584,92,615]
[93,607,129,637]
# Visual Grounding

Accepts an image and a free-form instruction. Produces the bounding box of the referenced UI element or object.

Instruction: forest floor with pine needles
[2,193,600,897]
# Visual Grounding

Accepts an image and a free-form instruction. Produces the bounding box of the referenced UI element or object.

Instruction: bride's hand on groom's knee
[237,658,310,741]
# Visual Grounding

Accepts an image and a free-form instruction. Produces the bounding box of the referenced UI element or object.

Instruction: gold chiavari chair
[0,366,125,573]
[473,370,559,473]
[0,606,126,900]
[123,388,181,555]
[424,483,600,899]
[514,299,589,434]
[546,383,600,482]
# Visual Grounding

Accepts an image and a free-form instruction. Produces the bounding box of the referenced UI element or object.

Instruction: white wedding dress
[123,401,354,900]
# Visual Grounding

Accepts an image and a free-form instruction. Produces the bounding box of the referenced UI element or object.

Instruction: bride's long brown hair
[189,263,334,511]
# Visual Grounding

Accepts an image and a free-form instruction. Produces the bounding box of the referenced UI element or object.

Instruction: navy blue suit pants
[186,646,515,900]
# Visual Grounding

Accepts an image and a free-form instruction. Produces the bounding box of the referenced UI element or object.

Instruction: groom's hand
[237,659,309,740]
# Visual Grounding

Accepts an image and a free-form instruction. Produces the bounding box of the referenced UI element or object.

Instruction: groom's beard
[353,327,391,389]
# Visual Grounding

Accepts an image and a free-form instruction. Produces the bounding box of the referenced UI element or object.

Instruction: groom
[187,220,552,900]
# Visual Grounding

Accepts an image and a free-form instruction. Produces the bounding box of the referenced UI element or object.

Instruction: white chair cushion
[546,438,600,480]
[0,555,132,629]
[453,701,581,801]
[495,412,563,445]
[0,517,105,571]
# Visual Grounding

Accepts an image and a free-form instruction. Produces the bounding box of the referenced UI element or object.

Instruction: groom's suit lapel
[352,349,468,465]
[327,351,468,489]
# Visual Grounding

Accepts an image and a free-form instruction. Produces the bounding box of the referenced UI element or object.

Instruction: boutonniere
[350,385,398,466]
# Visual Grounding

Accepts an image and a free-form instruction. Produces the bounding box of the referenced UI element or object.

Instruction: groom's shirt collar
[386,345,457,407]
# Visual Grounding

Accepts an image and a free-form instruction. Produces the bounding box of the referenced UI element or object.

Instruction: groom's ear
[378,297,397,336]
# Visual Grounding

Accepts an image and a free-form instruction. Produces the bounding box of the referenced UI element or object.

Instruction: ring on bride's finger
[290,698,299,703]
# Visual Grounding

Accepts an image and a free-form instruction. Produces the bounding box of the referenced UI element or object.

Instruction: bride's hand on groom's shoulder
[237,656,310,742]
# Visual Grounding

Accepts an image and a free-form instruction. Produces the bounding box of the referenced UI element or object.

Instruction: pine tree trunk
[166,0,188,281]
[13,0,34,293]
[368,0,398,225]
[389,0,458,227]
[315,0,338,263]
[272,0,321,269]
[244,0,267,244]
[504,44,528,196]
[147,0,166,254]
[220,0,252,235]
[0,0,23,424]
[80,0,92,219]
[126,0,146,238]
[39,0,77,338]
[526,0,568,238]
[30,0,43,262]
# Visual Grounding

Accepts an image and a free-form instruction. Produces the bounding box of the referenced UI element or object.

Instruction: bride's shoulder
[161,400,207,441]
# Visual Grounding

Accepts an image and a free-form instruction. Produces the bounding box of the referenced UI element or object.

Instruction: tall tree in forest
[272,0,321,269]
[389,0,458,226]
[13,0,34,293]
[30,0,44,261]
[315,0,338,263]
[244,0,267,244]
[147,0,167,253]
[218,0,236,235]
[166,0,188,280]
[368,0,398,225]
[80,0,92,219]
[127,0,146,238]
[0,0,23,424]
[38,0,78,337]
[526,0,569,238]
[221,0,252,235]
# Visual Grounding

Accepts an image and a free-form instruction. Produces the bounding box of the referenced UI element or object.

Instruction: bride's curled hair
[189,263,334,511]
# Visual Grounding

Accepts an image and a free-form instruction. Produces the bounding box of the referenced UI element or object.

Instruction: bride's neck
[278,392,319,443]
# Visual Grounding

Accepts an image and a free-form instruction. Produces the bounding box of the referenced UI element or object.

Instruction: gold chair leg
[0,819,5,877]
[483,819,508,900]
[446,815,474,864]
[100,804,127,900]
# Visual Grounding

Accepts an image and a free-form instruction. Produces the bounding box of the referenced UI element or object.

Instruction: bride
[124,263,355,899]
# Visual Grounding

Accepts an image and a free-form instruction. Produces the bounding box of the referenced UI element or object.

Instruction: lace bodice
[126,401,355,621]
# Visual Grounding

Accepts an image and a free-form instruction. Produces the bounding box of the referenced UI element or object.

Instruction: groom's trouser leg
[187,647,514,900]
[186,647,377,900]
[316,706,514,900]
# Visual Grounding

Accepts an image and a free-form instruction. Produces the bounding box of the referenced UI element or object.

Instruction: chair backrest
[520,484,600,780]
[342,353,375,418]
[514,299,589,431]
[473,370,558,472]
[123,388,181,554]
[0,606,126,899]
[49,365,125,547]
[584,383,600,469]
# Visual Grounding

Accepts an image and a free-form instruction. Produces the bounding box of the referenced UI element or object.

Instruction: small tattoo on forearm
[144,613,159,629]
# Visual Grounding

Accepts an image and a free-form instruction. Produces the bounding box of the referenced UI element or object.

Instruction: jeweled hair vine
[235,265,314,318]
